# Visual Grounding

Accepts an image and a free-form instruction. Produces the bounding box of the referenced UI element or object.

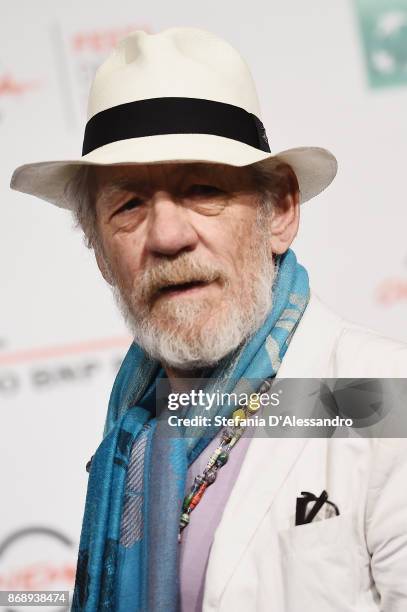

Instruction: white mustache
[137,256,226,301]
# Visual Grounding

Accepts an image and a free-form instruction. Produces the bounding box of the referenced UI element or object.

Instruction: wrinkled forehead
[92,161,257,195]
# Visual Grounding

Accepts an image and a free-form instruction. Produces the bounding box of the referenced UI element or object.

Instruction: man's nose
[144,192,199,256]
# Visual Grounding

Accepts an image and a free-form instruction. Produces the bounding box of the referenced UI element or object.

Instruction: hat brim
[10,134,337,210]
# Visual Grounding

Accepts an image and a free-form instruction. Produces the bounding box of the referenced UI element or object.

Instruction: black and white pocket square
[295,490,340,526]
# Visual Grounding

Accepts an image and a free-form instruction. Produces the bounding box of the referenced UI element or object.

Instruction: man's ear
[268,190,300,254]
[94,246,114,286]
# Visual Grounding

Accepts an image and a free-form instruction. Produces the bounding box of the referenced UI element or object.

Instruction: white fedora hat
[10,26,337,209]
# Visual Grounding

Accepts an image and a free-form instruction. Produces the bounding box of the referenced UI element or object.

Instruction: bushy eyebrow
[95,167,252,210]
[96,178,150,208]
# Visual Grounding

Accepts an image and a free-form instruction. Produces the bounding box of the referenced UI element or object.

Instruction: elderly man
[11,27,407,612]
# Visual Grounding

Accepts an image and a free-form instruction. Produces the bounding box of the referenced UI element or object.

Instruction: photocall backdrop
[1,0,406,605]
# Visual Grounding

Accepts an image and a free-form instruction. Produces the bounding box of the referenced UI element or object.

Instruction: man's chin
[147,294,217,324]
[126,305,244,366]
[141,309,221,339]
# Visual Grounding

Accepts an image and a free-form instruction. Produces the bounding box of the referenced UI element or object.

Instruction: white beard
[108,217,276,370]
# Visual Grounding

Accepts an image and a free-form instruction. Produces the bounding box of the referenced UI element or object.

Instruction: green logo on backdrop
[355,0,407,89]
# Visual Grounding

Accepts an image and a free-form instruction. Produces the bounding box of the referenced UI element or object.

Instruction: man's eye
[117,198,143,213]
[185,184,223,197]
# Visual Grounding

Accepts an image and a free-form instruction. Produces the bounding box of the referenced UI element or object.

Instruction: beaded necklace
[178,378,273,542]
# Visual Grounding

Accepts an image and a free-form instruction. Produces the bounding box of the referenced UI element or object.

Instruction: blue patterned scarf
[71,248,309,611]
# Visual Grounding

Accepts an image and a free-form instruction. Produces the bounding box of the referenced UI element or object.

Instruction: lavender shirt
[179,430,254,611]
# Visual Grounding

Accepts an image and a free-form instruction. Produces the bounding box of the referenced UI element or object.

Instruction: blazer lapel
[203,291,345,606]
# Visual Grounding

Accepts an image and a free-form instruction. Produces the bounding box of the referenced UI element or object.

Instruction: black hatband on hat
[82,97,270,156]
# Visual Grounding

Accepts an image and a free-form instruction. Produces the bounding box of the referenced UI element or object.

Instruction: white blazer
[202,292,407,612]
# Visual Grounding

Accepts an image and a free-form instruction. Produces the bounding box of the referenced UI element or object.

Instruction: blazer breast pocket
[279,513,351,552]
[277,514,361,611]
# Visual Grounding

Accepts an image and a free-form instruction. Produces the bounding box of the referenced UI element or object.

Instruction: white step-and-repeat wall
[1,0,406,605]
